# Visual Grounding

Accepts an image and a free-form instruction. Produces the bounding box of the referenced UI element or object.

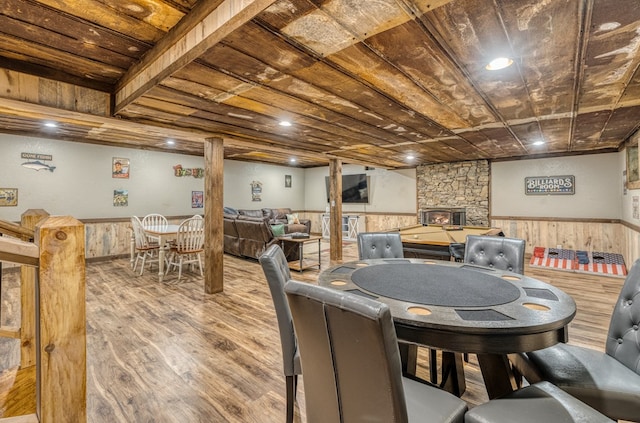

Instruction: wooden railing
[0,210,86,422]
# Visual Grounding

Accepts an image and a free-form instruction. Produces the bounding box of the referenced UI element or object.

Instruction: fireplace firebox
[420,208,466,226]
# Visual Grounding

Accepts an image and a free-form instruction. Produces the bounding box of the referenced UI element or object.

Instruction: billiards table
[396,224,503,260]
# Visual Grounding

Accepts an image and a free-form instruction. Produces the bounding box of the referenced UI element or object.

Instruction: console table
[321,214,360,241]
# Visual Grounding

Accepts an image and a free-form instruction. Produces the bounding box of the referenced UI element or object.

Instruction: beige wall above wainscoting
[491,153,621,219]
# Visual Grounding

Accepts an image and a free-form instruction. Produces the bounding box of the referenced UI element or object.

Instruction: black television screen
[325,174,369,203]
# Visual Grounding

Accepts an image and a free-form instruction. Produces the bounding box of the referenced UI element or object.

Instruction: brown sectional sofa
[223,207,307,260]
[238,207,311,234]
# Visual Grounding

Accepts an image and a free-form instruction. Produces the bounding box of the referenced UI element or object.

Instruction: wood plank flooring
[0,241,626,422]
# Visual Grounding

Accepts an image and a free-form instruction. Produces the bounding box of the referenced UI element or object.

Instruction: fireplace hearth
[420,208,466,226]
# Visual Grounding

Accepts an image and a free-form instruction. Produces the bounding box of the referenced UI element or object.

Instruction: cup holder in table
[407,306,432,316]
[522,302,550,311]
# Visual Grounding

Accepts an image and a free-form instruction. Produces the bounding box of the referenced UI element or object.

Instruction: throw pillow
[286,213,300,224]
[271,224,286,237]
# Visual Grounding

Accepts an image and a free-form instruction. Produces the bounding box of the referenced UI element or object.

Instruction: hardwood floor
[0,241,626,422]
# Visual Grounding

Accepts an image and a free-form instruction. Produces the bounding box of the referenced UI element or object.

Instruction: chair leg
[139,253,147,276]
[285,375,296,423]
[133,254,140,273]
[429,348,438,384]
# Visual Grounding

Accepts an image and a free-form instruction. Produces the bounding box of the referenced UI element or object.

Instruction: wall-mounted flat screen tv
[325,174,369,203]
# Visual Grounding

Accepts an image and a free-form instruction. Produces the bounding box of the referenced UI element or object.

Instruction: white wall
[303,164,417,213]
[223,160,305,210]
[0,134,308,221]
[491,153,622,219]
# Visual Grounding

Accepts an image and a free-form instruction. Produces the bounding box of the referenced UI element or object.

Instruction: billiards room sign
[525,175,575,195]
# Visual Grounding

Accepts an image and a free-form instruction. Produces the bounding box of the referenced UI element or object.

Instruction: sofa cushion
[238,209,263,218]
[271,224,286,237]
[223,206,238,215]
[285,223,308,235]
[286,213,300,224]
[272,208,292,220]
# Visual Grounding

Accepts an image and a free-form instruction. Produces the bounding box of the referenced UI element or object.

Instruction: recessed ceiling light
[406,155,415,161]
[44,122,58,128]
[289,158,297,163]
[166,140,175,145]
[486,57,513,71]
[279,121,292,127]
[532,140,545,146]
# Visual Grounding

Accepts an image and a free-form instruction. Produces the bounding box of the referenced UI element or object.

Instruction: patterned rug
[530,247,627,277]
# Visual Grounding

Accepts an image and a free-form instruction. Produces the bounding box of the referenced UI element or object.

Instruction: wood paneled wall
[621,222,640,266]
[491,217,628,257]
[6,214,638,265]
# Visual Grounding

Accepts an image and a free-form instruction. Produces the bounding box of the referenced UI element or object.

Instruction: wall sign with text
[525,175,575,195]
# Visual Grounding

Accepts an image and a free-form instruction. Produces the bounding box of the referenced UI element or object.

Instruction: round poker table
[317,258,576,399]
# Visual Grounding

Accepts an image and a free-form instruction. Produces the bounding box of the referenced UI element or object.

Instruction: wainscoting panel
[491,218,625,259]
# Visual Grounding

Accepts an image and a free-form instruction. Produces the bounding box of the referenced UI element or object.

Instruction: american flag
[530,248,627,277]
[574,251,627,276]
[530,248,575,270]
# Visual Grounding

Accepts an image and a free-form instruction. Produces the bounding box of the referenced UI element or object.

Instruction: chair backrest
[284,280,408,423]
[131,216,151,249]
[258,245,297,376]
[175,217,205,253]
[464,235,525,274]
[142,213,168,230]
[605,258,640,374]
[357,232,404,260]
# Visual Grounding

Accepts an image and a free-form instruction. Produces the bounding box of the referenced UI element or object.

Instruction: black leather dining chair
[284,279,468,423]
[357,230,439,383]
[510,258,640,421]
[460,234,526,364]
[258,245,301,423]
[284,280,613,423]
[464,235,526,274]
[357,231,404,259]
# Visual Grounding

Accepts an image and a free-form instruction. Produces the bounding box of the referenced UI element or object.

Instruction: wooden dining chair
[141,213,168,244]
[131,216,160,276]
[164,217,205,282]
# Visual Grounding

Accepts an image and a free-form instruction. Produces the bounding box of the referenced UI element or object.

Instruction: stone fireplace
[416,160,489,226]
[421,208,466,226]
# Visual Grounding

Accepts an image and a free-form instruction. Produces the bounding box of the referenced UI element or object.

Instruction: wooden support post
[36,216,86,423]
[20,210,48,370]
[204,137,224,294]
[329,159,343,262]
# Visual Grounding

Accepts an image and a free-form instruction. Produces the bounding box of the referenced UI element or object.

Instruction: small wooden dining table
[141,224,179,282]
[318,258,576,399]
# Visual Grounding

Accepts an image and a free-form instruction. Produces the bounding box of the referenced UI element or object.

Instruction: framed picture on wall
[626,141,640,189]
[192,191,203,208]
[113,189,128,207]
[112,157,130,179]
[285,174,292,188]
[0,188,18,206]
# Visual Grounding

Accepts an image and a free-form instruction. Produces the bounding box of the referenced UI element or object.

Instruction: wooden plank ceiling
[0,0,639,168]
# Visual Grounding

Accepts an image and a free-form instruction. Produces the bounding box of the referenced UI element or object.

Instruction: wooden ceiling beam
[115,0,276,112]
[222,136,395,169]
[0,98,209,143]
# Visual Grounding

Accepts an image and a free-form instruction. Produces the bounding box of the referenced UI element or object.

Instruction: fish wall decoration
[22,160,56,172]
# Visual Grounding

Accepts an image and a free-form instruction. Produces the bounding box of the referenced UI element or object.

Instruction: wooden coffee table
[278,235,322,272]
